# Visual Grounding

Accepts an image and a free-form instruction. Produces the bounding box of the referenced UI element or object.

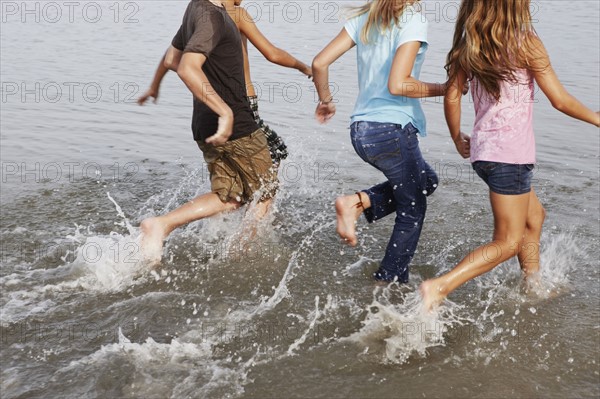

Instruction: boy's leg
[517,189,545,279]
[225,129,279,239]
[421,191,530,310]
[140,139,247,262]
[248,198,272,220]
[140,193,241,260]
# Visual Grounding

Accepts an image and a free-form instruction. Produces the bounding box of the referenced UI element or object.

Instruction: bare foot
[240,198,271,243]
[140,217,168,265]
[335,194,365,247]
[523,271,542,293]
[419,280,446,312]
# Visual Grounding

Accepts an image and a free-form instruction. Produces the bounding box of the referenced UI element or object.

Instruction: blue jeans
[351,121,438,282]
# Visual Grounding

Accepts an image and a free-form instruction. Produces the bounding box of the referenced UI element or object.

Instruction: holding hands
[301,64,313,80]
[453,132,471,158]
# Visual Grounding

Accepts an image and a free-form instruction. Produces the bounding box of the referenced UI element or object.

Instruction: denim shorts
[472,161,534,195]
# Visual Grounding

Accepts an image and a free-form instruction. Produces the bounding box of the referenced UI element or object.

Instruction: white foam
[48,321,270,399]
[343,256,375,277]
[287,295,321,355]
[344,286,471,364]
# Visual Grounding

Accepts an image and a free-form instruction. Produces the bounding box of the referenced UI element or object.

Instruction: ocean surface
[1,1,599,398]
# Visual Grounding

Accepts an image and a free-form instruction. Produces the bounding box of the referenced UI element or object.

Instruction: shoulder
[522,32,549,70]
[344,12,367,36]
[236,7,256,30]
[346,12,367,24]
[192,4,225,24]
[392,7,427,44]
[398,6,427,29]
[525,32,545,52]
[238,7,253,22]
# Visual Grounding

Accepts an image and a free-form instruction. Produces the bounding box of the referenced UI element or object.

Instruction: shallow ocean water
[1,1,599,398]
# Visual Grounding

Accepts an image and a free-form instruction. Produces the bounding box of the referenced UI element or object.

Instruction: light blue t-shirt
[344,7,429,136]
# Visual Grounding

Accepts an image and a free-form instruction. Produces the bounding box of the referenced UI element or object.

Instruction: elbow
[312,55,327,73]
[388,79,416,97]
[176,65,191,82]
[549,91,575,113]
[164,57,179,72]
[266,49,283,64]
[388,80,401,96]
[551,98,566,112]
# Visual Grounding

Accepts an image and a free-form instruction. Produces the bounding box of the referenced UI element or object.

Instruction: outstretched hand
[315,102,336,124]
[205,113,234,146]
[137,87,159,105]
[454,132,471,158]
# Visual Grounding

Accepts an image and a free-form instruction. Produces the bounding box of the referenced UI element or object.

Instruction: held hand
[462,80,470,96]
[303,66,313,80]
[315,102,336,124]
[137,87,159,105]
[205,113,234,146]
[442,80,470,98]
[453,132,471,158]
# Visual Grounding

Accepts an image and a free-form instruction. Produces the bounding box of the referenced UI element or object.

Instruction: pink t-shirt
[470,68,536,164]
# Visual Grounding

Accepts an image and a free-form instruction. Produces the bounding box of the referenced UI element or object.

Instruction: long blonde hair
[350,0,420,44]
[446,0,541,101]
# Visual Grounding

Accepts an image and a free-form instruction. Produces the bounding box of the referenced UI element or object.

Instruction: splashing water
[63,193,147,291]
[344,285,471,364]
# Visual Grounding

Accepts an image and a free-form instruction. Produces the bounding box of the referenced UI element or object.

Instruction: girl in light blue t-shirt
[312,0,447,283]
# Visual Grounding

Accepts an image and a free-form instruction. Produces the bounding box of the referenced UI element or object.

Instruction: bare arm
[312,28,355,124]
[388,42,446,98]
[238,8,311,77]
[164,45,182,72]
[138,46,182,105]
[177,52,234,145]
[529,36,599,127]
[444,67,470,158]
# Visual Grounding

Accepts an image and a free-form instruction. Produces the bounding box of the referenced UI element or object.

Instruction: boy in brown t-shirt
[138,0,276,263]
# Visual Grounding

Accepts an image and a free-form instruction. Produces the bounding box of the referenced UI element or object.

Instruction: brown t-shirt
[172,0,258,142]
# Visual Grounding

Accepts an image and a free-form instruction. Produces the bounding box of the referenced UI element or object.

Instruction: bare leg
[248,198,272,220]
[237,198,273,245]
[517,189,546,287]
[420,191,530,310]
[140,193,240,262]
[335,192,372,247]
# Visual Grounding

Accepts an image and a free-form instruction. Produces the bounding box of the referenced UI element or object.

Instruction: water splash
[287,295,321,356]
[344,285,471,364]
[107,192,136,235]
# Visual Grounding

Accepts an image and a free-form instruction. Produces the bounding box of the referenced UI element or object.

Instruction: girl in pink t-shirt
[421,0,599,310]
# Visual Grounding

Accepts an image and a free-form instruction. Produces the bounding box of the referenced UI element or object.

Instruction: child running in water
[138,0,312,166]
[136,0,278,263]
[312,0,445,283]
[421,0,600,309]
